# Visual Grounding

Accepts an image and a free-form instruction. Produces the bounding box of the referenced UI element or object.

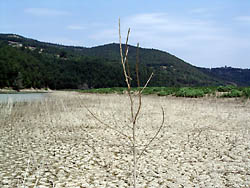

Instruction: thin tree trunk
[133,121,136,188]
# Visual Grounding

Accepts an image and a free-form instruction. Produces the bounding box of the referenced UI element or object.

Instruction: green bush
[141,88,155,95]
[242,88,250,98]
[157,87,176,96]
[217,85,236,92]
[201,87,214,95]
[221,89,242,98]
[157,90,172,96]
[175,87,205,98]
[80,86,250,98]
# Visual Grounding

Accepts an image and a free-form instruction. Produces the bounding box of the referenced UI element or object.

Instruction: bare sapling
[84,19,165,188]
[119,18,165,188]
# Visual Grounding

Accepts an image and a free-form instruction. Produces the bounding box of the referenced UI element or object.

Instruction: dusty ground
[0,91,249,188]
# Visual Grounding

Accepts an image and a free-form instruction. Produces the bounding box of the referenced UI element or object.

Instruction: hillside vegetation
[198,67,250,86]
[0,33,248,89]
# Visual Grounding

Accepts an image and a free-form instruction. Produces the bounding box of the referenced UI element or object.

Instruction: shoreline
[0,88,52,94]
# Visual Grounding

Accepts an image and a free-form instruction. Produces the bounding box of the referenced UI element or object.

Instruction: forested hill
[198,67,250,86]
[0,33,245,90]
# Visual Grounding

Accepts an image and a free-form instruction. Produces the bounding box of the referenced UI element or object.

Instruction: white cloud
[41,37,83,46]
[234,16,250,23]
[67,25,86,30]
[125,13,218,33]
[120,13,225,48]
[190,8,208,14]
[189,7,218,15]
[89,29,117,44]
[25,8,69,17]
[90,13,226,48]
[88,13,250,68]
[126,13,167,25]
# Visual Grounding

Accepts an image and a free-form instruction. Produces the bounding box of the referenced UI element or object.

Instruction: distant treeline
[0,41,152,90]
[1,33,249,90]
[0,42,221,90]
[198,67,250,86]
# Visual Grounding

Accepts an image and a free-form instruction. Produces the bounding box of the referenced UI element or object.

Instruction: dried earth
[0,91,249,187]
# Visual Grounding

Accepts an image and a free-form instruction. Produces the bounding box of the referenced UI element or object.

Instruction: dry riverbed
[0,91,249,187]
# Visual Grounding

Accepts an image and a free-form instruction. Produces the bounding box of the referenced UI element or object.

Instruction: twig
[133,71,154,125]
[119,19,130,89]
[125,29,132,85]
[140,72,154,94]
[133,43,142,125]
[136,106,165,162]
[119,18,134,121]
[83,102,132,143]
[136,43,140,88]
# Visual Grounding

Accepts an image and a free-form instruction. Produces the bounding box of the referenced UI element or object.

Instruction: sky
[1,0,250,68]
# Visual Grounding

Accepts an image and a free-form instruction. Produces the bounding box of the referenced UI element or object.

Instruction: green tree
[13,72,24,91]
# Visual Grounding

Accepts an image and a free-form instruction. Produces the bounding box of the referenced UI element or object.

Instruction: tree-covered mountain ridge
[0,33,249,89]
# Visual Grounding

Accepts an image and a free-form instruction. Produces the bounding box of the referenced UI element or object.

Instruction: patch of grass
[141,87,155,95]
[141,87,177,96]
[175,87,205,98]
[157,87,177,96]
[157,90,172,96]
[201,87,216,95]
[242,87,250,98]
[79,86,250,98]
[221,89,242,98]
[217,85,236,92]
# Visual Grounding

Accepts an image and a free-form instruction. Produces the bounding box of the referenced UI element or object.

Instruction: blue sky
[1,0,250,68]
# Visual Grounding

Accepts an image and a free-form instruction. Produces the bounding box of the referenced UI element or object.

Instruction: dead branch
[83,102,132,143]
[136,106,165,162]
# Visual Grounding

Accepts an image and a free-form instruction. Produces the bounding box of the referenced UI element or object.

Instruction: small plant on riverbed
[84,19,165,188]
